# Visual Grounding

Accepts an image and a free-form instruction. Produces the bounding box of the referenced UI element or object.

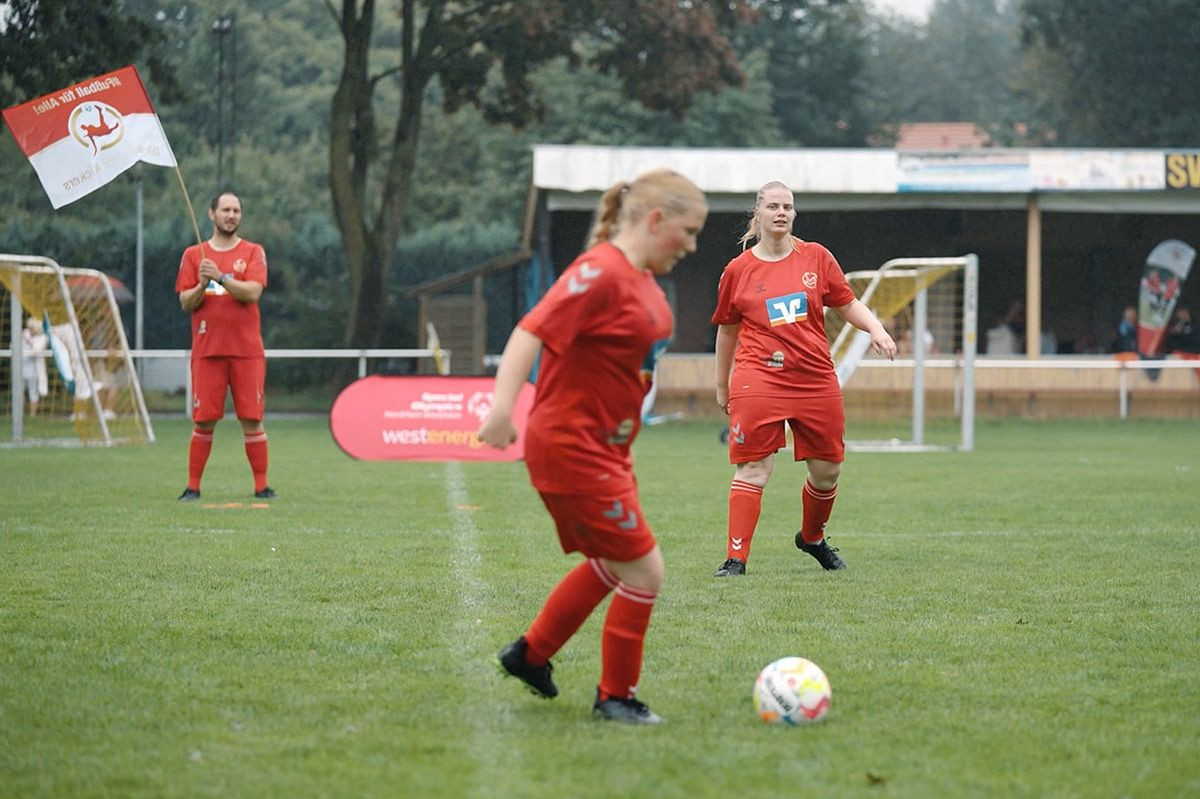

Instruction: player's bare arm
[714,323,739,413]
[220,276,264,303]
[478,327,543,448]
[178,281,206,311]
[836,299,897,360]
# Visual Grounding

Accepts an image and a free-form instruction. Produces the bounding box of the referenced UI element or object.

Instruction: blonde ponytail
[587,169,705,247]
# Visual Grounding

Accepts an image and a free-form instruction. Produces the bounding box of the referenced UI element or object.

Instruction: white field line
[443,461,513,787]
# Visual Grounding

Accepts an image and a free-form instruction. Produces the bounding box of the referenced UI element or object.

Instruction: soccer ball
[753,656,831,725]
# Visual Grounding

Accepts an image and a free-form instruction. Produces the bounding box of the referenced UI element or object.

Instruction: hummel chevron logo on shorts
[602,499,638,530]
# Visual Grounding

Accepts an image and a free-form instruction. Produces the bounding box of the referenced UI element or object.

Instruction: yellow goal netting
[1,254,153,446]
[826,256,978,452]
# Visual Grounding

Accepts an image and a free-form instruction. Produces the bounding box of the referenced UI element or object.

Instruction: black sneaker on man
[713,557,746,577]
[795,533,846,570]
[254,487,277,499]
[177,488,200,502]
[494,636,557,698]
[593,690,664,725]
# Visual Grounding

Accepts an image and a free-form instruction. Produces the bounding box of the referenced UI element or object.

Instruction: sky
[869,0,935,22]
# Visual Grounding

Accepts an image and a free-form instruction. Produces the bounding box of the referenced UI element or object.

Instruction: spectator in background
[1075,332,1102,355]
[1004,300,1026,351]
[20,316,49,416]
[1165,307,1197,353]
[1112,305,1138,353]
[1039,327,1058,355]
[986,314,1018,355]
[899,325,936,356]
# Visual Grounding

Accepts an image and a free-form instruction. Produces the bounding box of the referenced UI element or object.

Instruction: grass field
[2,417,1198,798]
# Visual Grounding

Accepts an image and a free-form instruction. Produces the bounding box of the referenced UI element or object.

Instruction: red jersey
[174,239,268,358]
[520,242,674,495]
[711,240,856,398]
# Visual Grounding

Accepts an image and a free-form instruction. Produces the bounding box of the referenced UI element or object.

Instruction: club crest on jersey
[802,272,818,289]
[766,291,808,326]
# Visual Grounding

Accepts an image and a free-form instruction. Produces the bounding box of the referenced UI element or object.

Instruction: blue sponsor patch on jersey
[765,292,808,326]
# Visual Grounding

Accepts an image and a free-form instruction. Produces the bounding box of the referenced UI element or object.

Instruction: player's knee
[806,459,841,488]
[735,457,773,486]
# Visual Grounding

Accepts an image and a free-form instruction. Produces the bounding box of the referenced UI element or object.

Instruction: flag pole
[173,165,205,250]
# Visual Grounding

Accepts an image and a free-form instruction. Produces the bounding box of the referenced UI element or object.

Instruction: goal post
[828,255,978,452]
[1,254,154,447]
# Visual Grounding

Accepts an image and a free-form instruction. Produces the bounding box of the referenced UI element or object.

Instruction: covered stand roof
[532,144,1200,214]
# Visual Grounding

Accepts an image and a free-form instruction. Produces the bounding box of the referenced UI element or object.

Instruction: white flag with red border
[2,65,177,209]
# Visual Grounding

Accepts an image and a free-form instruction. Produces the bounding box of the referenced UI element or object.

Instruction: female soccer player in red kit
[478,168,707,724]
[712,181,896,577]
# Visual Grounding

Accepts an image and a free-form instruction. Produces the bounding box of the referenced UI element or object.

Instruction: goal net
[1,254,154,446]
[827,255,978,452]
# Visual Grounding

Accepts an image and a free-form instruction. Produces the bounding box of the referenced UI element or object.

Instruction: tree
[0,0,178,106]
[862,0,1025,142]
[1018,0,1200,146]
[324,0,754,347]
[752,0,876,147]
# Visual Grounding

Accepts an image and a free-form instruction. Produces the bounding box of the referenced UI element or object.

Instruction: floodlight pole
[212,15,235,188]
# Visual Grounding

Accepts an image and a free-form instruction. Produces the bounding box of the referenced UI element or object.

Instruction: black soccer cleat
[713,557,747,577]
[795,533,846,570]
[177,487,201,502]
[254,487,277,499]
[495,636,557,699]
[593,690,664,725]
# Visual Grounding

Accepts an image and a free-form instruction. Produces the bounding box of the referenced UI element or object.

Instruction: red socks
[243,431,269,492]
[598,582,657,701]
[727,479,764,562]
[799,479,838,544]
[187,427,213,490]
[522,558,659,702]
[524,559,617,664]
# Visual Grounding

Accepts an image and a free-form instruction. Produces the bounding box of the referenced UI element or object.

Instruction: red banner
[330,375,535,461]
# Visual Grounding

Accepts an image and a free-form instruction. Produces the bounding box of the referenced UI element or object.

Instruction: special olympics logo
[802,272,818,289]
[466,392,494,422]
[69,102,124,155]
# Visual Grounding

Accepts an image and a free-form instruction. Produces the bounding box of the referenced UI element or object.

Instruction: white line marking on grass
[444,461,514,787]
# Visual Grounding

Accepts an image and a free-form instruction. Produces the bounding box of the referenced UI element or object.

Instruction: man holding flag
[175,191,275,502]
[4,65,274,498]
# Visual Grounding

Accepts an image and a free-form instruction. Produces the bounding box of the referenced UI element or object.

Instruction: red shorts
[538,488,657,562]
[727,393,845,464]
[191,356,265,423]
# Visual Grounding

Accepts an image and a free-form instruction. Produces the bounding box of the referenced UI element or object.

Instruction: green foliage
[863,0,1025,140]
[0,0,179,107]
[752,0,876,146]
[525,49,789,148]
[1018,0,1200,146]
[1,418,1198,797]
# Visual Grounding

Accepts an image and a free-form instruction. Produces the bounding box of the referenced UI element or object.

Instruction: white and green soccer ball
[753,656,832,725]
